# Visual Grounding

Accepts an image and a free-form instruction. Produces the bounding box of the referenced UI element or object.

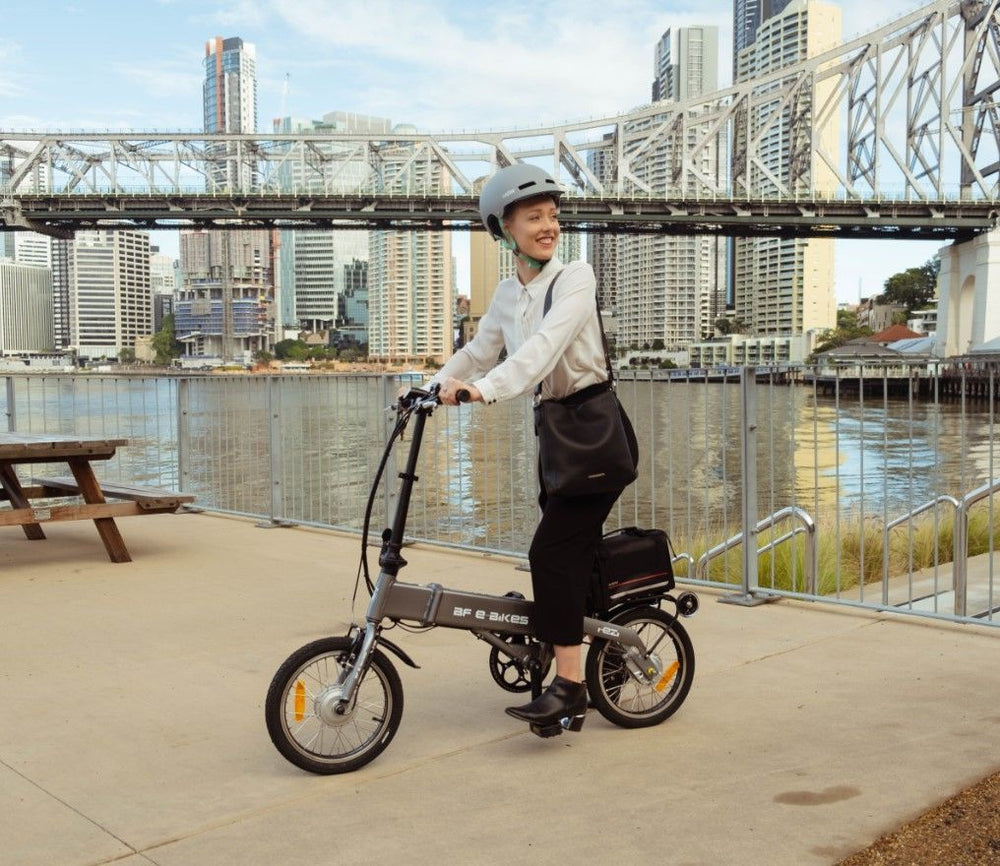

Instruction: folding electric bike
[265,385,699,775]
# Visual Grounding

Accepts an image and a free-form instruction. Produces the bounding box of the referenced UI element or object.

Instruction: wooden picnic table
[0,432,193,563]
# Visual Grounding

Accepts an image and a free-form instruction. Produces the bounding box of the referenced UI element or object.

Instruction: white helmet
[478,164,563,241]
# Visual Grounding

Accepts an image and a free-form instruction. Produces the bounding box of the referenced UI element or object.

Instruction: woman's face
[503,195,560,262]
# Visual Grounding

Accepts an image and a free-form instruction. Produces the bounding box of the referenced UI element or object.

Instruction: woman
[432,163,637,735]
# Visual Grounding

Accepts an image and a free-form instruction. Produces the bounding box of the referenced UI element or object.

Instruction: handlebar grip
[456,389,471,403]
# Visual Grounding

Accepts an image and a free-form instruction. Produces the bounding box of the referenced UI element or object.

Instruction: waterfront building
[0,158,73,349]
[70,230,151,360]
[688,332,813,367]
[367,129,454,364]
[175,229,274,362]
[0,260,53,354]
[6,234,73,350]
[203,36,257,190]
[732,0,840,338]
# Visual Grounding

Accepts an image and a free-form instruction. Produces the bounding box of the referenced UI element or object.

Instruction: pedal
[528,714,586,738]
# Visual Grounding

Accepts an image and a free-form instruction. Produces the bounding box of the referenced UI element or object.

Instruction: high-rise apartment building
[175,229,274,362]
[367,131,454,363]
[733,0,840,336]
[0,261,53,354]
[273,112,391,335]
[653,26,719,101]
[71,230,152,359]
[652,31,675,101]
[595,26,725,352]
[203,36,257,190]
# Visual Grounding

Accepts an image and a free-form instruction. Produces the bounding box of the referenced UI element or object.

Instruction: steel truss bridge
[2,0,1000,241]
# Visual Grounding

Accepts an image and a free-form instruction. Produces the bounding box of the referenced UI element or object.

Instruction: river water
[3,373,998,555]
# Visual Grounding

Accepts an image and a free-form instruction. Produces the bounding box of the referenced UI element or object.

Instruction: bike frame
[337,391,661,706]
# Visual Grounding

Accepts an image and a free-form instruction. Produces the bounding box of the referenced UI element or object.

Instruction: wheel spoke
[585,608,694,728]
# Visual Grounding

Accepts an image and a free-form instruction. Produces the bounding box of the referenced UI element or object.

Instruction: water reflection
[4,375,997,556]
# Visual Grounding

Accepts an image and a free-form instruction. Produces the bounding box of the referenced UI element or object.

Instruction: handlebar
[397,384,471,412]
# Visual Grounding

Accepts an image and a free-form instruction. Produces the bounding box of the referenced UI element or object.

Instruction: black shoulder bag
[532,272,638,497]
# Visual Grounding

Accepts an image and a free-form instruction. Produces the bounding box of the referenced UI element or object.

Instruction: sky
[0,0,944,303]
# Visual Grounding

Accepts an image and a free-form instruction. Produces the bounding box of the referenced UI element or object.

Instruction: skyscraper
[733,0,762,74]
[652,30,675,101]
[203,36,257,190]
[273,112,391,335]
[595,26,725,352]
[0,261,53,354]
[732,0,840,336]
[653,26,719,102]
[367,130,454,363]
[71,230,151,360]
[175,229,274,362]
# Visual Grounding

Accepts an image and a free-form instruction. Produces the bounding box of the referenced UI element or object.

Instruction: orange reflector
[294,681,306,721]
[655,661,679,692]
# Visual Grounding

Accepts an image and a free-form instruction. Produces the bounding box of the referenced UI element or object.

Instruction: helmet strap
[500,229,544,271]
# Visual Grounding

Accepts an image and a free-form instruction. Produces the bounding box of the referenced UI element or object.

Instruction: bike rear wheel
[585,606,694,728]
[265,636,403,774]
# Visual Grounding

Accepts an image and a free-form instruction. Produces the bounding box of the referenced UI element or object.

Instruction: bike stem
[379,404,429,577]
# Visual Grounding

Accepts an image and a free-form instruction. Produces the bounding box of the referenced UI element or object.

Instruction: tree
[882,257,939,314]
[810,323,873,357]
[836,308,857,330]
[151,314,181,365]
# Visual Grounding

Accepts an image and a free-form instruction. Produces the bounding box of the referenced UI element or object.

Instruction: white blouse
[433,257,608,405]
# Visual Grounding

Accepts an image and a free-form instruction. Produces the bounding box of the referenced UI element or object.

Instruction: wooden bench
[32,476,196,514]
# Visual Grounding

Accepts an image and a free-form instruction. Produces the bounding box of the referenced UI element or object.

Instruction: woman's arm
[429,291,508,394]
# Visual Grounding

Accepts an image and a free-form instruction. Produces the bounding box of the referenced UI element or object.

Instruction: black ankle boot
[506,676,588,737]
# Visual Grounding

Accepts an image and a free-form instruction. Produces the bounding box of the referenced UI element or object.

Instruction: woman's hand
[439,377,481,406]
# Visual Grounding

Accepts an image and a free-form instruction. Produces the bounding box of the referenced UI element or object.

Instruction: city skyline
[2,0,944,303]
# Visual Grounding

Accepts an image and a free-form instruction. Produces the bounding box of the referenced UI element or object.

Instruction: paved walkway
[1,512,998,866]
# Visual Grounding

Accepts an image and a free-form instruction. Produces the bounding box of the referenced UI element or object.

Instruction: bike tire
[265,636,403,775]
[585,606,694,729]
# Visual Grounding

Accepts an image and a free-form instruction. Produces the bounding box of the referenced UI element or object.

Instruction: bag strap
[535,269,615,398]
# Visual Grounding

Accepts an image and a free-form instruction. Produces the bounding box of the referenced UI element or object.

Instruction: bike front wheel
[265,636,403,775]
[585,606,694,728]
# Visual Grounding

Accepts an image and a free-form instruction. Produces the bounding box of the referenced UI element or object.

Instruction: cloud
[266,0,725,131]
[111,61,204,103]
[193,0,271,31]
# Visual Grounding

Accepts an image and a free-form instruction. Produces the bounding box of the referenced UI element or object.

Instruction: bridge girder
[0,0,998,237]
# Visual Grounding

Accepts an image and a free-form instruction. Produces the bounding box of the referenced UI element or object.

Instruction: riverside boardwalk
[1,512,998,866]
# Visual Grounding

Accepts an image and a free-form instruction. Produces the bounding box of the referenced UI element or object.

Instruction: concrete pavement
[1,511,998,866]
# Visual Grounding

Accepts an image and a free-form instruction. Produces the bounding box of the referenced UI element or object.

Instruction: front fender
[378,636,420,669]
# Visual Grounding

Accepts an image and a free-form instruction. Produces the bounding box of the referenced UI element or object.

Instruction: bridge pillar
[935,227,1000,357]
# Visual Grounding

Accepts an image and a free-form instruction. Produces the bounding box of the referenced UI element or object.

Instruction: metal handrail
[881,495,961,604]
[954,480,1000,617]
[695,505,817,596]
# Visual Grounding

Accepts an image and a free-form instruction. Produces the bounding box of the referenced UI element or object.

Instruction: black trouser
[528,486,623,646]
